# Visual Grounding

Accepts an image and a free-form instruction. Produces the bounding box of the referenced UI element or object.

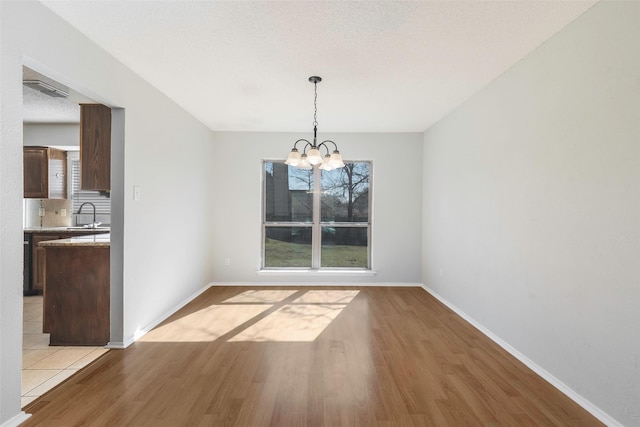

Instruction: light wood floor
[22,286,603,426]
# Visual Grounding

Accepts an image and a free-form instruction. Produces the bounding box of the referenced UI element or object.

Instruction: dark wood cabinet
[31,234,64,292]
[80,104,111,191]
[43,245,110,345]
[23,147,67,199]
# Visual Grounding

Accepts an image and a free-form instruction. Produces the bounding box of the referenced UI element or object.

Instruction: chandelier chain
[313,81,318,128]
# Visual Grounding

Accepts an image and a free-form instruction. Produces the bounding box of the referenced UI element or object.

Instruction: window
[262,161,371,269]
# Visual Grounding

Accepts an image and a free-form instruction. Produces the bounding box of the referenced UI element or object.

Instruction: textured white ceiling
[23,66,95,123]
[37,0,597,132]
[23,85,79,124]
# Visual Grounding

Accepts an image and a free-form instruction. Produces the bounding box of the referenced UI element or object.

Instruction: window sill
[257,269,377,277]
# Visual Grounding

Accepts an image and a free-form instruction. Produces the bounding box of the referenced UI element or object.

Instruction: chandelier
[285,76,345,171]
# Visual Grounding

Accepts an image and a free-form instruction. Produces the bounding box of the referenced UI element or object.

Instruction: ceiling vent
[23,80,69,98]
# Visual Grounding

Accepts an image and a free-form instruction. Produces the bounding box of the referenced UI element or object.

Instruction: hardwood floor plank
[21,286,603,426]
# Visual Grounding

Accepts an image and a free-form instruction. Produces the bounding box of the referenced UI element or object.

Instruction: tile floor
[22,295,109,408]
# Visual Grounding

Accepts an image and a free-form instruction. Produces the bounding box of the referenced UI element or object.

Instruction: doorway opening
[21,65,117,408]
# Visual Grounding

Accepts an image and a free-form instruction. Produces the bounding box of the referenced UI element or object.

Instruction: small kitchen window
[68,152,111,225]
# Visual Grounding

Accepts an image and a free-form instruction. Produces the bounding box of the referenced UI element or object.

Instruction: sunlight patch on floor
[292,290,359,304]
[222,290,298,304]
[229,290,360,342]
[228,304,346,342]
[140,290,361,343]
[139,304,272,342]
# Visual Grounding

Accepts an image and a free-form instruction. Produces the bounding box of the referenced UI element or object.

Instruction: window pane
[265,227,312,267]
[321,227,368,268]
[321,163,369,222]
[264,162,314,222]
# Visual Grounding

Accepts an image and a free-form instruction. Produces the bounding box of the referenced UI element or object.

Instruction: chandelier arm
[292,139,310,150]
[317,142,332,156]
[300,141,313,154]
[321,140,339,152]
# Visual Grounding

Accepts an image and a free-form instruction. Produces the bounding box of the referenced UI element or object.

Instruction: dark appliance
[23,234,36,296]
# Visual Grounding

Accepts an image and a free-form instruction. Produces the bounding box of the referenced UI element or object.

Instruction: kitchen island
[24,227,110,295]
[39,234,110,346]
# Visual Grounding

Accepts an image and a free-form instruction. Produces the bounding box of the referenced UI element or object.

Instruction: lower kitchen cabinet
[31,234,64,292]
[43,245,110,346]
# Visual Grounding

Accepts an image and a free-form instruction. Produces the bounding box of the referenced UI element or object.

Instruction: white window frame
[261,160,372,271]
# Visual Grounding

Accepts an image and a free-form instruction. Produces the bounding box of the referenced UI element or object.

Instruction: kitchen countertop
[38,233,110,247]
[24,226,110,234]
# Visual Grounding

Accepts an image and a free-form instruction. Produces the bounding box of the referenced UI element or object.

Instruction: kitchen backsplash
[24,198,72,228]
[24,199,111,228]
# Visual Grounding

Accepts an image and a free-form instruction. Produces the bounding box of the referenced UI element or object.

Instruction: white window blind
[71,159,111,214]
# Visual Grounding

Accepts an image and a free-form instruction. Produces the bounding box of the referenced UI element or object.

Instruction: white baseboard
[0,412,30,427]
[116,283,213,348]
[105,341,127,349]
[210,281,423,287]
[420,284,622,427]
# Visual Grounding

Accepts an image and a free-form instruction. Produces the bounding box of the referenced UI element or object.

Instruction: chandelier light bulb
[285,148,301,166]
[319,154,333,171]
[298,154,312,170]
[329,151,345,168]
[307,147,322,165]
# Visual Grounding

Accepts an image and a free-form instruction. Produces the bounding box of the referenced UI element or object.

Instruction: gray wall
[422,2,640,425]
[23,123,79,148]
[0,2,215,424]
[211,131,423,285]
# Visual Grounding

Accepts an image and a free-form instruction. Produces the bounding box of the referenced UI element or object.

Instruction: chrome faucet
[77,202,97,226]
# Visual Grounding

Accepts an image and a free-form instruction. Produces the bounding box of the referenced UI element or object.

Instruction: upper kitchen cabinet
[80,104,111,191]
[23,146,67,199]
